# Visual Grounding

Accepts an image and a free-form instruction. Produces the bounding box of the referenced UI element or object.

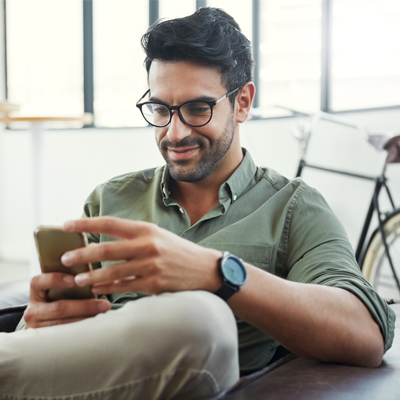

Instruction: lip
[168,146,200,160]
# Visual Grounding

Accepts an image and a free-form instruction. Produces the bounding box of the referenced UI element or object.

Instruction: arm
[61,217,387,367]
[229,264,384,367]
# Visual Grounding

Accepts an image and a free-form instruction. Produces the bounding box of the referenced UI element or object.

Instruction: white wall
[0,109,399,267]
[0,126,163,260]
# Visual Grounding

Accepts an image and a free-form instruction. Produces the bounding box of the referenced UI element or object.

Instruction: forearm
[228,264,384,367]
[60,218,385,367]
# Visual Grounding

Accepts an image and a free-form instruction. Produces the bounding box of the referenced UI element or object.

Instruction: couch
[0,279,398,399]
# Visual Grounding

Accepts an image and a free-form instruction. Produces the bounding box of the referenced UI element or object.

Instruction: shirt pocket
[198,241,273,271]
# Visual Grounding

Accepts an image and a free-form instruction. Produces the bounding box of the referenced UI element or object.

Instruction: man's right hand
[23,273,111,329]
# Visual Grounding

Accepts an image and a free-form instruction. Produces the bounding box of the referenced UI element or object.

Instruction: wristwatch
[214,251,247,301]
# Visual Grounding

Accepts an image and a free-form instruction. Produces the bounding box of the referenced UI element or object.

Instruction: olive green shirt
[83,149,396,375]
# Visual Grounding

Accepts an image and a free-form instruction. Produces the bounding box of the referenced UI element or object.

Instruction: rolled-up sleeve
[286,184,396,353]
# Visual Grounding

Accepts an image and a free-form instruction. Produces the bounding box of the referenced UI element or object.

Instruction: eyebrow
[148,95,217,104]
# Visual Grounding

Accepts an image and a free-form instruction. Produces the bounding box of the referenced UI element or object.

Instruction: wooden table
[0,102,20,114]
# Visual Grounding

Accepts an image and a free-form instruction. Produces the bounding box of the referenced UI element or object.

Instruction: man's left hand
[61,217,221,295]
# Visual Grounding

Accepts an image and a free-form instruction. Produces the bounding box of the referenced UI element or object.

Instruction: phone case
[34,226,97,301]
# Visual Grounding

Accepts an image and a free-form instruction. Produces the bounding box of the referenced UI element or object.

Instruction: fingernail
[75,273,89,286]
[63,275,75,286]
[98,302,110,312]
[61,252,74,266]
[63,221,75,231]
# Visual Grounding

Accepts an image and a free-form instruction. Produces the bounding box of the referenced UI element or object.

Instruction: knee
[110,291,240,391]
[155,291,239,370]
[168,291,237,349]
[165,291,239,391]
[117,290,238,357]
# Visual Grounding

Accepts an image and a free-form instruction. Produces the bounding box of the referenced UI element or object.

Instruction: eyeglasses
[136,87,241,128]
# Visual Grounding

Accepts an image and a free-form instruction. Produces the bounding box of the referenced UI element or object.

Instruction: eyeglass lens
[143,102,212,127]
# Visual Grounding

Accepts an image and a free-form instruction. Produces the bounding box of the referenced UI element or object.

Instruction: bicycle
[291,111,400,302]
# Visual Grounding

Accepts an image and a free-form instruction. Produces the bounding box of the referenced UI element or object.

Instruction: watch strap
[214,281,239,301]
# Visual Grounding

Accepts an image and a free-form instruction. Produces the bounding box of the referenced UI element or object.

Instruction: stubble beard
[160,116,236,183]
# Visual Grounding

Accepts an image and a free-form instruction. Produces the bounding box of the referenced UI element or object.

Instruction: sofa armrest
[0,278,30,311]
[211,303,400,400]
[0,278,30,332]
[0,307,26,332]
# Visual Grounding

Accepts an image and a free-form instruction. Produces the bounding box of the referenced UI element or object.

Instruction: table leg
[30,121,44,276]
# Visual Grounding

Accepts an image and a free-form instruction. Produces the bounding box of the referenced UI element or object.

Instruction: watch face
[222,257,247,286]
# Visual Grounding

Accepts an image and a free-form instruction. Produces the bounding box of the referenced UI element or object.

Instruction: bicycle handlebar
[292,111,399,161]
[313,112,369,139]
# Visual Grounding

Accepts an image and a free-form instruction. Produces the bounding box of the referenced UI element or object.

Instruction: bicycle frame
[294,112,400,293]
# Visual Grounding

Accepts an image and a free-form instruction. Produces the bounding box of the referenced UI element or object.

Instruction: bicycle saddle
[367,134,400,163]
[384,135,400,163]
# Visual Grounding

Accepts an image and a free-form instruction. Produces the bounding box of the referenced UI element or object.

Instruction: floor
[0,260,30,283]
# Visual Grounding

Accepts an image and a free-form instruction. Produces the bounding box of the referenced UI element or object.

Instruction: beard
[158,116,236,183]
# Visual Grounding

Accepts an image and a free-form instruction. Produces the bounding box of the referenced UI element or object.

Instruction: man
[0,7,395,400]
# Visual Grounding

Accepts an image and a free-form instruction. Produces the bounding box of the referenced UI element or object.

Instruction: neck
[169,147,244,225]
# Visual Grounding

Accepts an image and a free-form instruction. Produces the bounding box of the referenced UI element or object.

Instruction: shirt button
[179,207,185,214]
[233,195,237,201]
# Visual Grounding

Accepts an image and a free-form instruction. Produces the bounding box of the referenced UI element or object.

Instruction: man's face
[148,60,239,183]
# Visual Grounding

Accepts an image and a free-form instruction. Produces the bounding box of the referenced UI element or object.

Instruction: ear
[235,82,256,124]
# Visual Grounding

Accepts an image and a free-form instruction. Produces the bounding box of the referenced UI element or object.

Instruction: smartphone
[34,226,97,301]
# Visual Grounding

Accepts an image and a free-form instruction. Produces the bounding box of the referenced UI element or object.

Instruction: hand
[23,272,111,329]
[61,217,222,295]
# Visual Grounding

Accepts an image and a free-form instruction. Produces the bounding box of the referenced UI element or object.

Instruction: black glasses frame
[135,86,242,128]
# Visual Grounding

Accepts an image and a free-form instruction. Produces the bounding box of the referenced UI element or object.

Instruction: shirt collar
[160,166,171,202]
[160,147,257,206]
[218,148,257,207]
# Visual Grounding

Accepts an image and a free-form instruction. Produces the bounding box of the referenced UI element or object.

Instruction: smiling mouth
[168,146,200,160]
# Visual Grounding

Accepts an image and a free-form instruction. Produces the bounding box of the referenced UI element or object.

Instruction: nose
[166,111,192,143]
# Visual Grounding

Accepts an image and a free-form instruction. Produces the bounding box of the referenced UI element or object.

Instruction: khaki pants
[0,291,239,400]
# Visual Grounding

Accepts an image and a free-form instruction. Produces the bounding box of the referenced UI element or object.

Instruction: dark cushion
[0,307,26,332]
[0,278,30,332]
[209,303,400,400]
[0,278,30,310]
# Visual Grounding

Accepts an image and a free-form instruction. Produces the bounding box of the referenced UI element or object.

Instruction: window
[207,0,252,41]
[93,0,149,127]
[331,0,400,111]
[259,0,322,114]
[159,0,196,21]
[6,0,83,127]
[5,0,399,130]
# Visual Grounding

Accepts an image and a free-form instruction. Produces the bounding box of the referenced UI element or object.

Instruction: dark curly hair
[141,7,254,105]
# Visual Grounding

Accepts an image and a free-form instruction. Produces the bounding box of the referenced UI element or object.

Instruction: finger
[91,272,174,295]
[61,238,147,266]
[73,258,154,287]
[63,217,156,240]
[29,273,76,302]
[92,276,141,294]
[62,235,162,266]
[24,299,111,325]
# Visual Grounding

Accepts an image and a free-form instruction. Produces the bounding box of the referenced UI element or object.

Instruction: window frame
[3,0,399,131]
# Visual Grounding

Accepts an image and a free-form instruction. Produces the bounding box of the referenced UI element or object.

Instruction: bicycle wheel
[362,209,400,302]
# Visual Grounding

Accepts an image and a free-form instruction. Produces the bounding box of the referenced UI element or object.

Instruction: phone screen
[34,226,97,301]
